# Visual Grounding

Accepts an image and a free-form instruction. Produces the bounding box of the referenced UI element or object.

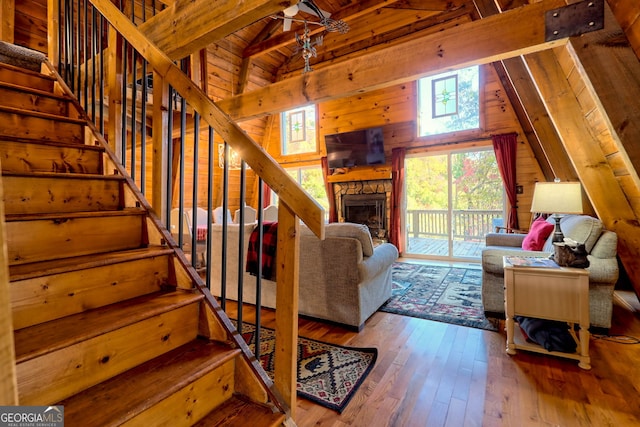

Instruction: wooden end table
[503,256,591,370]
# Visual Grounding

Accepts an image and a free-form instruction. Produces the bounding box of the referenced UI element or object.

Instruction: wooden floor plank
[221,284,640,427]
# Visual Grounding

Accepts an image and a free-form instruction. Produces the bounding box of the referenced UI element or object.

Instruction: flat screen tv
[325,127,385,169]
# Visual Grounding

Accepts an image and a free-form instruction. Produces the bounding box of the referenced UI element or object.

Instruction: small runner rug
[236,322,377,413]
[380,263,498,331]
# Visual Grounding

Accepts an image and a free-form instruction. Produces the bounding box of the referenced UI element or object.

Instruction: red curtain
[390,147,405,254]
[492,133,519,230]
[321,156,338,223]
[261,181,271,208]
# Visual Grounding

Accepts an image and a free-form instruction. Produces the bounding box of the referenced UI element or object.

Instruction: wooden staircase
[0,60,288,426]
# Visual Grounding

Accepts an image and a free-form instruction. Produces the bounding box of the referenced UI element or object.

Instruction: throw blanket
[246,222,278,281]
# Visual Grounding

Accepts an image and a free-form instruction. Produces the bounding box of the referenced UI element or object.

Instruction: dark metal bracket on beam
[545,0,604,41]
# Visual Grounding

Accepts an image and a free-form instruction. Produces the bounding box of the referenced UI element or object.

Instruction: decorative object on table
[235,322,377,413]
[381,263,498,331]
[504,256,559,268]
[530,179,583,243]
[553,237,590,268]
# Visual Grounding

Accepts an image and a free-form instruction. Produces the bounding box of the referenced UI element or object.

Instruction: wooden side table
[503,256,591,370]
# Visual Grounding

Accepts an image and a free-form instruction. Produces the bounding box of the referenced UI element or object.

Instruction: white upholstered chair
[234,205,257,223]
[213,206,233,224]
[263,204,278,222]
[169,208,191,241]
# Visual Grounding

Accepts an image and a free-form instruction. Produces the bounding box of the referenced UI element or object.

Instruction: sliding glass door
[404,148,504,260]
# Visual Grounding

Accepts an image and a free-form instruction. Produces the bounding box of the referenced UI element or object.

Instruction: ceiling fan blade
[283,17,293,31]
[283,5,299,17]
[298,1,331,19]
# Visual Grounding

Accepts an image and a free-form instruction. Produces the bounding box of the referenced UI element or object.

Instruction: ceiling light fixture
[273,1,349,74]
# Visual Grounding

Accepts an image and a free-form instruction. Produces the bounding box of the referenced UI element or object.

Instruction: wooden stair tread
[4,207,146,222]
[14,290,204,363]
[9,245,174,281]
[59,338,241,427]
[0,138,104,152]
[0,104,85,124]
[0,80,70,101]
[194,395,286,427]
[2,170,123,180]
[0,61,55,80]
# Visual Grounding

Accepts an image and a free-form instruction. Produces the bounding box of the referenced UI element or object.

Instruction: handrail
[89,0,325,239]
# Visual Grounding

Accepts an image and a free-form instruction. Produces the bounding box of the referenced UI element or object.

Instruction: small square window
[432,75,458,118]
[418,66,480,137]
[281,105,317,155]
[288,110,306,143]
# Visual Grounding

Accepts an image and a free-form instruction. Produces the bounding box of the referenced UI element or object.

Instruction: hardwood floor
[230,289,640,426]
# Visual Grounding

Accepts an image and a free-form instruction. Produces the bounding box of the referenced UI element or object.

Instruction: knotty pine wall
[14,0,47,52]
[265,64,546,230]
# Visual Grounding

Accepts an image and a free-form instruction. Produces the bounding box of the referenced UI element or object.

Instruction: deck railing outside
[407,209,503,241]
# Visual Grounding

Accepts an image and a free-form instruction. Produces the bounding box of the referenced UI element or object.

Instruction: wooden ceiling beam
[502,57,577,181]
[218,0,570,121]
[607,0,640,59]
[524,46,640,297]
[138,0,294,61]
[568,3,640,177]
[473,0,575,182]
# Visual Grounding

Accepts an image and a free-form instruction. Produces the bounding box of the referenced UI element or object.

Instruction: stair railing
[47,0,325,417]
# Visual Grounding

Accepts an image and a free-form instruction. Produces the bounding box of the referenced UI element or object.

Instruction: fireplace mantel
[327,165,392,183]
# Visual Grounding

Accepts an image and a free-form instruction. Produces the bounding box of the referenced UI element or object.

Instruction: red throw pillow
[522,218,555,251]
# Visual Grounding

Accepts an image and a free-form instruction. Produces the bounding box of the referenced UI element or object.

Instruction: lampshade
[530,181,583,214]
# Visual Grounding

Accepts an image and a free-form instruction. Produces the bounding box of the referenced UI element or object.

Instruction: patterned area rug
[380,263,498,331]
[236,322,377,413]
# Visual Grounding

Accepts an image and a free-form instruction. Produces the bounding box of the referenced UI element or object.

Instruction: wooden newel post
[47,0,59,69]
[274,201,300,418]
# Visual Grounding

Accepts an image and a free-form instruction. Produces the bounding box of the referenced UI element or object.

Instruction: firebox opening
[342,194,386,239]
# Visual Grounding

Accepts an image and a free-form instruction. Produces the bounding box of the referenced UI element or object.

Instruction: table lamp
[530,180,583,243]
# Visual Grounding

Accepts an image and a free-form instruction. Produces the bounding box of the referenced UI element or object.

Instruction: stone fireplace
[334,179,392,240]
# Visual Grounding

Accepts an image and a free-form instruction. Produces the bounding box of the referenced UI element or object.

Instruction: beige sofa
[481,215,619,329]
[209,222,399,330]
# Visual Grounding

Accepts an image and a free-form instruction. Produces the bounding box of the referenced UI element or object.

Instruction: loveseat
[209,222,399,330]
[481,215,619,329]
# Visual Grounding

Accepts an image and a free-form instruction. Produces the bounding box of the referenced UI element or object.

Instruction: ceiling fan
[280,0,349,34]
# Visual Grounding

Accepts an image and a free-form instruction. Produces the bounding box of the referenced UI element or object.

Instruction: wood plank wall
[265,64,545,230]
[14,0,47,52]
